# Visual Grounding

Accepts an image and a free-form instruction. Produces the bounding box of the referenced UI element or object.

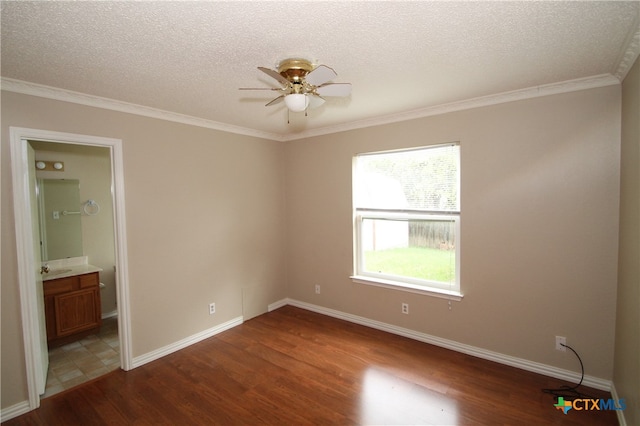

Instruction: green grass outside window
[364,247,455,283]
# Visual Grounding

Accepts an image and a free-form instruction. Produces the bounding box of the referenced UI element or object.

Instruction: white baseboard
[0,401,31,423]
[610,383,627,426]
[132,316,243,369]
[102,309,118,320]
[271,298,612,392]
[268,298,289,312]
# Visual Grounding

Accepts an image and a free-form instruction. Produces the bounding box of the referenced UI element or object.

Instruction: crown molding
[614,7,640,82]
[2,74,620,143]
[614,25,640,81]
[281,73,621,141]
[0,78,285,141]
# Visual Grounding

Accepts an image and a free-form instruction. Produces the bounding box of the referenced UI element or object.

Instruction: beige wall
[614,56,640,425]
[1,91,287,408]
[285,86,621,380]
[31,142,117,315]
[1,83,626,413]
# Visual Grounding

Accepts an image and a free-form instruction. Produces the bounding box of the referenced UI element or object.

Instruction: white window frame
[351,145,462,301]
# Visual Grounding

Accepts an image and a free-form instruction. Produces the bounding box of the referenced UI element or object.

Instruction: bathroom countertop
[42,264,103,281]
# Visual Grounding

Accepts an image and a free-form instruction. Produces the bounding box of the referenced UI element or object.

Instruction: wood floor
[5,305,617,425]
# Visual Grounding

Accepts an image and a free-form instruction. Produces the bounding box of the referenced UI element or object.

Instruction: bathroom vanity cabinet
[44,271,102,347]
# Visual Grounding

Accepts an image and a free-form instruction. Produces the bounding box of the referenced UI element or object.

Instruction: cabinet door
[54,288,101,337]
[44,295,57,341]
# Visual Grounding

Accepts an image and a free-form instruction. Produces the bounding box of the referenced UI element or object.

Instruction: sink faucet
[40,264,50,274]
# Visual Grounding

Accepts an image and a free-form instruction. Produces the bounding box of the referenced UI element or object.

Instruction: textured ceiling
[2,1,639,140]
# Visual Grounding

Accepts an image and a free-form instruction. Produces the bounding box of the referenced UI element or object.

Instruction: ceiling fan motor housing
[278,58,314,83]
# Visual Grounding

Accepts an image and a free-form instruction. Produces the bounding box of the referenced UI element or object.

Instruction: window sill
[350,275,463,301]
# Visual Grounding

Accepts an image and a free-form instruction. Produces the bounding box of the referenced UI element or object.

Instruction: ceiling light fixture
[34,160,65,171]
[239,58,351,120]
[284,93,309,112]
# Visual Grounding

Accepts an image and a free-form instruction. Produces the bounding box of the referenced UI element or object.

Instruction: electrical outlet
[555,336,566,351]
[402,303,409,314]
[209,303,216,315]
[315,284,321,294]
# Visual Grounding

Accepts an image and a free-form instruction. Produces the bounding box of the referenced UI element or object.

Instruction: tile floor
[43,317,120,398]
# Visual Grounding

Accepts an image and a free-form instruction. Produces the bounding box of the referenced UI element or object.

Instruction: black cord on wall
[542,343,593,401]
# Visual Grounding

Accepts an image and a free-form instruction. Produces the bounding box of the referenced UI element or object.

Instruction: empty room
[1,2,638,425]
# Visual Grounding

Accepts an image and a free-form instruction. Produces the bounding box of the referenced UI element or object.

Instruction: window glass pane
[356,144,459,211]
[361,218,456,285]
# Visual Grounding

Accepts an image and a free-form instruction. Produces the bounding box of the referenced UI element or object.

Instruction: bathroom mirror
[37,178,83,261]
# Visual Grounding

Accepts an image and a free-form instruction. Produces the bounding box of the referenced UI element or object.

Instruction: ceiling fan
[240,58,352,114]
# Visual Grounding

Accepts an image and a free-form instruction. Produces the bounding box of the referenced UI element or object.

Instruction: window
[352,143,461,299]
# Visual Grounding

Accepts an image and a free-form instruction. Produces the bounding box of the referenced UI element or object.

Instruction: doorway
[31,141,119,397]
[9,127,132,410]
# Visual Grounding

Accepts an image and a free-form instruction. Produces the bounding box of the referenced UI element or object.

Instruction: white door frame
[10,127,132,410]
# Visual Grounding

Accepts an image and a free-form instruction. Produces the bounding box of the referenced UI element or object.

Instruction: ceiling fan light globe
[284,94,309,112]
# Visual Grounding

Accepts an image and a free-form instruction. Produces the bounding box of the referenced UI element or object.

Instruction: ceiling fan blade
[308,94,326,109]
[316,83,352,97]
[258,67,290,86]
[305,64,338,87]
[265,95,284,107]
